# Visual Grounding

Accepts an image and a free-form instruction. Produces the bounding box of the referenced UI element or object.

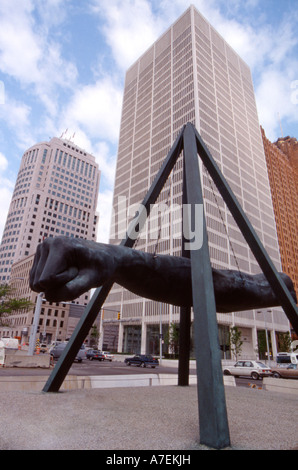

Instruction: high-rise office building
[0,136,100,342]
[261,128,298,309]
[103,6,290,357]
[0,136,100,282]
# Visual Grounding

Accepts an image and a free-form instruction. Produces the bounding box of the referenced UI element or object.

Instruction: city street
[0,357,193,377]
[0,357,264,388]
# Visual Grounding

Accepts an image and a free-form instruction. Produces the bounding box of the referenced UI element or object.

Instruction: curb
[0,373,236,392]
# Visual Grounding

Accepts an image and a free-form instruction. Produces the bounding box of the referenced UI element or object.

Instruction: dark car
[86,349,105,361]
[124,354,159,368]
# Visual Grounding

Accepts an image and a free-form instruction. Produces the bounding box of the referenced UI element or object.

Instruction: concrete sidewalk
[0,384,297,450]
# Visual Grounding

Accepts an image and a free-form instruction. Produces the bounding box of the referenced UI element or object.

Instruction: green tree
[257,330,272,360]
[164,322,179,357]
[89,325,100,348]
[278,331,292,352]
[229,326,243,361]
[0,284,32,326]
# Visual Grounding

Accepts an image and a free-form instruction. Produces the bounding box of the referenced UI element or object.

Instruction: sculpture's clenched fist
[29,237,118,302]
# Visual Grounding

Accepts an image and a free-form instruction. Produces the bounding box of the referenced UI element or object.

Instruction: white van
[1,338,19,349]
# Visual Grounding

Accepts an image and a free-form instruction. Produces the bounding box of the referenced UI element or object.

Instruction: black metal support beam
[178,158,191,386]
[178,159,191,386]
[183,123,230,448]
[42,127,184,393]
[42,281,113,393]
[178,306,191,386]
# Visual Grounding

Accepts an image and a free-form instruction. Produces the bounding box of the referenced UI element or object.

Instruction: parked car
[39,343,48,354]
[86,349,105,361]
[223,360,272,380]
[124,354,159,368]
[271,364,298,379]
[50,342,85,363]
[102,351,114,362]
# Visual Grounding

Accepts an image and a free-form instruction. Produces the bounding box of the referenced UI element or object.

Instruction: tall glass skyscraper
[103,6,290,357]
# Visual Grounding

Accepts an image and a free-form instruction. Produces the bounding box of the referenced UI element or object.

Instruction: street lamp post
[257,310,271,365]
[8,277,25,343]
[28,292,44,356]
[159,303,163,365]
[98,309,103,350]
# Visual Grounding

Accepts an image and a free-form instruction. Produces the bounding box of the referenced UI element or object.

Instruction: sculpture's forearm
[113,246,297,313]
[114,248,193,307]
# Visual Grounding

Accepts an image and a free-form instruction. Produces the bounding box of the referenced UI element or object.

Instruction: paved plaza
[0,383,297,450]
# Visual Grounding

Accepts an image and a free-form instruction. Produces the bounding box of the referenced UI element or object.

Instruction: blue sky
[0,0,297,243]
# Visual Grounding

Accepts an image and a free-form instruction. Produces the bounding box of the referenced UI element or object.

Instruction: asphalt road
[0,358,263,387]
[71,359,181,375]
[0,358,192,376]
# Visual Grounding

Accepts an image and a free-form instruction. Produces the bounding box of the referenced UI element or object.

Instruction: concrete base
[3,351,51,368]
[0,385,297,450]
[0,373,235,392]
[87,373,199,389]
[263,377,298,395]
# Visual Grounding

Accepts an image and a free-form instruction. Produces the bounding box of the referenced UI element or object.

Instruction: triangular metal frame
[42,123,298,449]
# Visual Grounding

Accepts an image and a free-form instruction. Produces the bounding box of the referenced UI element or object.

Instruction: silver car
[102,351,114,362]
[223,360,272,380]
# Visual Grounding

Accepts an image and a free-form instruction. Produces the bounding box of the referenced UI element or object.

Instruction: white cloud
[96,188,114,243]
[0,94,35,150]
[0,0,41,84]
[92,140,116,187]
[1,98,31,130]
[34,0,72,29]
[91,0,165,70]
[35,42,77,116]
[0,0,77,116]
[0,186,12,240]
[267,18,298,66]
[255,68,298,140]
[61,77,122,143]
[0,152,8,172]
[0,152,14,240]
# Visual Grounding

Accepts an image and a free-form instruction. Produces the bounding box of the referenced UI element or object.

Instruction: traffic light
[117,312,121,320]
